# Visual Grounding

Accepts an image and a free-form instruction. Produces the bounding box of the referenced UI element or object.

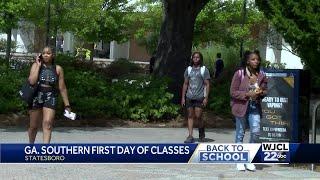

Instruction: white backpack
[187,66,207,97]
[187,66,206,78]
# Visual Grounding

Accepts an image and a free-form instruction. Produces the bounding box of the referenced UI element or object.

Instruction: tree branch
[194,0,210,15]
[268,43,299,57]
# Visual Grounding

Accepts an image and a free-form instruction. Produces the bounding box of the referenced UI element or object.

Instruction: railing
[311,100,320,171]
[0,52,34,70]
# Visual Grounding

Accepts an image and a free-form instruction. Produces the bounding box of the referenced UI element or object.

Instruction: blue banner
[1,143,320,163]
[1,144,197,163]
[289,144,320,163]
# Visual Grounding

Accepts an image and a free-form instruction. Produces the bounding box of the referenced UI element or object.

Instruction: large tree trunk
[34,27,46,52]
[5,28,12,65]
[154,0,209,103]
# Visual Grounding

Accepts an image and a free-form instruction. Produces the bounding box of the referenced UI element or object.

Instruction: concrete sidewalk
[1,127,320,179]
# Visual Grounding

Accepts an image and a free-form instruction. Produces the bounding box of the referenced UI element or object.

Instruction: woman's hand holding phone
[35,53,42,66]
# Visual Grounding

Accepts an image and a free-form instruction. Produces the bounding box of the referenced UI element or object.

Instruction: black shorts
[29,87,58,110]
[185,98,204,109]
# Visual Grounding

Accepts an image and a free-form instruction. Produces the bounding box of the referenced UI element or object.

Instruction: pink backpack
[230,69,245,107]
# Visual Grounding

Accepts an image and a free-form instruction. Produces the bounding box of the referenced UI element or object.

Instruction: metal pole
[311,101,320,171]
[46,0,51,46]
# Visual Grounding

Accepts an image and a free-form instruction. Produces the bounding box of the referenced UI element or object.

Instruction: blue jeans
[235,101,260,143]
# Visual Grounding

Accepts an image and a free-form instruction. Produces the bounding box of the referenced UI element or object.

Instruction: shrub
[0,60,29,113]
[208,81,232,116]
[0,39,17,52]
[0,56,179,122]
[193,44,239,74]
[64,71,179,121]
[104,58,144,79]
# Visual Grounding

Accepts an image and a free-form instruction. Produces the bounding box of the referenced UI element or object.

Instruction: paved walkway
[1,127,319,179]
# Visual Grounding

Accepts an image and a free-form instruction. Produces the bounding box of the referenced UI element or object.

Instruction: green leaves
[0,61,29,113]
[0,55,179,121]
[0,0,27,31]
[64,0,132,43]
[194,0,266,47]
[128,0,162,54]
[106,76,179,121]
[256,0,320,79]
[17,0,132,43]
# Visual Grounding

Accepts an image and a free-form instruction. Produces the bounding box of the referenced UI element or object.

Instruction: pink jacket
[230,69,268,117]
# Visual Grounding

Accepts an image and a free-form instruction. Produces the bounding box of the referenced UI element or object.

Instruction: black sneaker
[184,136,195,143]
[199,127,205,142]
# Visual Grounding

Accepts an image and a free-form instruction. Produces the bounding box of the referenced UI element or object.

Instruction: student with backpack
[230,50,267,171]
[181,52,211,143]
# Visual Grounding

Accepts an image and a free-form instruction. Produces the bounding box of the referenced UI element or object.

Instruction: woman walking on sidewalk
[230,50,267,171]
[27,46,71,143]
[181,52,211,143]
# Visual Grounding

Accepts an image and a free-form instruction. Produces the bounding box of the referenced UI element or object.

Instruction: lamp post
[45,0,51,46]
[239,0,247,58]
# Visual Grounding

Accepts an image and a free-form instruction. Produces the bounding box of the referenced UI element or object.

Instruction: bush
[64,69,179,121]
[0,60,29,113]
[0,39,17,52]
[104,58,144,79]
[58,56,145,80]
[110,76,179,121]
[0,56,179,122]
[193,44,239,74]
[208,81,231,116]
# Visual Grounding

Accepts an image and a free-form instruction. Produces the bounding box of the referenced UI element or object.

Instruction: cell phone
[36,54,43,63]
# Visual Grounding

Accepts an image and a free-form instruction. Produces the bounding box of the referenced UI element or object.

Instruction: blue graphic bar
[1,144,197,163]
[1,143,320,163]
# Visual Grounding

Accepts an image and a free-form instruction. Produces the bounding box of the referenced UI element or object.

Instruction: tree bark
[34,27,46,52]
[154,0,209,103]
[5,28,12,66]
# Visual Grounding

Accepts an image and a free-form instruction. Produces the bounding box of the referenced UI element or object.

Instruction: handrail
[311,100,320,171]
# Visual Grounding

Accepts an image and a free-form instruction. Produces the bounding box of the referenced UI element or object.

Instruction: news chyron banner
[2,143,320,163]
[260,71,295,142]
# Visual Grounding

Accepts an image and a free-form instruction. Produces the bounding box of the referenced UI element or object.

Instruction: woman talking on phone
[28,46,71,143]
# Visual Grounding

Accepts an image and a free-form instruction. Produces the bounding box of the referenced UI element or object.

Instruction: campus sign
[260,70,308,142]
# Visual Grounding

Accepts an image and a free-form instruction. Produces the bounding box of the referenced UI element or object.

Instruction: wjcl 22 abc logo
[262,143,289,162]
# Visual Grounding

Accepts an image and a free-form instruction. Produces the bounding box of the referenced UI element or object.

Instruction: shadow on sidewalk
[0,127,114,133]
[256,164,273,170]
[194,138,215,143]
[206,129,234,134]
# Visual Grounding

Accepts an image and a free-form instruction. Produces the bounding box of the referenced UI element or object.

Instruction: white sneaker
[236,163,246,171]
[245,163,256,171]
